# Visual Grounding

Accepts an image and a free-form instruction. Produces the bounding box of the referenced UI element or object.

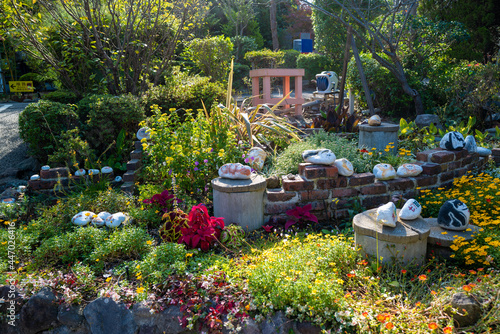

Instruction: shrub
[281,49,300,69]
[132,243,187,283]
[231,36,258,62]
[42,90,79,104]
[19,100,80,164]
[296,53,337,80]
[244,49,284,69]
[179,204,224,251]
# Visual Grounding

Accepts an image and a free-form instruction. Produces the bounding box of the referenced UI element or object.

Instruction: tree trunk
[270,0,279,51]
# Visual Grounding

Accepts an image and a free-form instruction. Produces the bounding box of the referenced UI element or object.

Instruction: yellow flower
[146,240,153,245]
[136,287,145,294]
[106,277,112,282]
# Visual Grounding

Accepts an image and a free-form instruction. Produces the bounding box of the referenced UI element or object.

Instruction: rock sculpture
[368,115,381,126]
[101,166,113,174]
[218,163,252,180]
[302,149,336,165]
[376,202,397,227]
[334,158,354,176]
[439,131,465,150]
[399,199,422,220]
[75,169,86,177]
[246,147,267,171]
[396,164,423,177]
[373,163,396,180]
[437,199,470,231]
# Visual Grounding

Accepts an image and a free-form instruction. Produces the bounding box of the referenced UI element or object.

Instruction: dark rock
[137,325,159,334]
[415,114,443,129]
[0,168,18,178]
[0,285,23,314]
[266,175,280,189]
[156,305,184,334]
[439,131,465,150]
[294,321,322,334]
[19,287,60,334]
[17,156,40,173]
[132,302,158,327]
[58,304,84,328]
[438,199,470,231]
[240,318,261,334]
[0,187,19,200]
[261,311,293,334]
[448,293,482,327]
[83,297,136,334]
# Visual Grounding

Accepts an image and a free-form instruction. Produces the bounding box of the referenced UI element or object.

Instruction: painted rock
[477,147,492,157]
[105,212,127,228]
[88,169,100,176]
[30,174,40,181]
[114,176,123,182]
[75,169,86,177]
[302,149,336,165]
[41,165,50,171]
[464,135,477,153]
[373,163,396,180]
[136,127,151,141]
[437,199,470,231]
[334,158,354,176]
[399,199,422,220]
[396,163,423,177]
[376,202,397,227]
[368,115,381,126]
[101,166,113,174]
[1,198,15,204]
[439,131,465,150]
[72,211,96,226]
[246,147,267,171]
[92,212,111,226]
[218,163,252,179]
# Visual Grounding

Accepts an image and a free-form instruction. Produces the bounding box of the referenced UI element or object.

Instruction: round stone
[72,211,96,226]
[41,165,50,171]
[136,127,151,141]
[246,147,267,171]
[101,166,113,174]
[75,169,86,176]
[368,115,381,126]
[464,135,477,153]
[437,199,470,231]
[373,163,396,180]
[396,163,423,177]
[88,169,100,176]
[2,198,15,204]
[218,163,252,180]
[114,176,123,182]
[399,199,422,220]
[334,158,354,176]
[92,212,111,226]
[439,131,465,150]
[105,212,127,228]
[302,149,336,165]
[30,174,40,181]
[477,147,492,157]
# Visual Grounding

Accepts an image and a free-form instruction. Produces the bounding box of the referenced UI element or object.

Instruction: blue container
[301,39,313,53]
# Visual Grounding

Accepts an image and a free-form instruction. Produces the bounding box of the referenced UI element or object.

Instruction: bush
[244,49,284,69]
[132,243,187,283]
[231,36,258,62]
[141,69,226,119]
[42,90,79,104]
[296,53,337,80]
[281,49,300,69]
[19,100,79,163]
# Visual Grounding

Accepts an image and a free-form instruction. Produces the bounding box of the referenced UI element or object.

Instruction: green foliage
[19,100,79,163]
[296,53,336,81]
[183,36,234,83]
[132,243,187,283]
[271,132,372,175]
[141,69,226,119]
[230,35,258,62]
[244,49,284,69]
[47,128,96,169]
[313,105,360,133]
[159,209,189,243]
[398,118,437,153]
[281,49,300,69]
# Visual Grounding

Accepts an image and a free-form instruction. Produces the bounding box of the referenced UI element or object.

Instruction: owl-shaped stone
[218,163,252,180]
[334,158,354,176]
[302,149,336,165]
[464,135,477,153]
[399,199,422,220]
[376,202,397,227]
[396,164,423,177]
[246,147,267,171]
[439,131,465,150]
[373,163,396,180]
[437,199,470,231]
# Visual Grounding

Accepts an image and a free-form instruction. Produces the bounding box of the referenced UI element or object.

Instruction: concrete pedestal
[353,209,430,265]
[211,174,267,232]
[359,123,399,154]
[426,218,480,259]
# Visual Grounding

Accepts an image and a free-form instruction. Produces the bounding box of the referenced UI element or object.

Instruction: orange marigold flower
[431,290,437,295]
[419,274,427,281]
[462,285,472,292]
[428,322,438,330]
[401,269,407,274]
[376,314,387,323]
[362,311,368,317]
[385,322,394,330]
[443,326,453,334]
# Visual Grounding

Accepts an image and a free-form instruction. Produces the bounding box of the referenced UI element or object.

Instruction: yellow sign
[9,81,34,93]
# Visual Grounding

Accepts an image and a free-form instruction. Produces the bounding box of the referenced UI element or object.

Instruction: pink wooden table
[249,68,305,115]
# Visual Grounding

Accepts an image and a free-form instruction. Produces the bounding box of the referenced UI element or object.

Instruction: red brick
[449,149,467,160]
[492,148,500,156]
[462,153,477,165]
[29,179,58,190]
[266,189,296,202]
[306,201,326,211]
[331,187,359,198]
[282,175,314,192]
[386,178,415,191]
[421,163,441,175]
[454,167,468,178]
[316,177,347,189]
[403,189,417,199]
[416,148,440,162]
[415,175,437,187]
[40,167,69,179]
[361,184,387,195]
[448,160,462,170]
[300,190,329,201]
[439,163,449,172]
[439,171,455,183]
[430,151,455,163]
[127,159,142,170]
[362,195,390,209]
[298,163,310,175]
[348,173,374,186]
[130,150,143,160]
[265,202,299,215]
[301,165,338,180]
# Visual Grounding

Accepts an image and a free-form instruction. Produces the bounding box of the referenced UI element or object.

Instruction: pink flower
[262,225,273,232]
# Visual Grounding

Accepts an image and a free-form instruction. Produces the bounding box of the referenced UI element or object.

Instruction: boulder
[437,199,470,231]
[396,163,423,177]
[399,199,422,220]
[156,305,184,334]
[373,163,396,180]
[302,149,336,165]
[477,147,492,157]
[448,293,482,328]
[376,202,397,227]
[132,302,158,327]
[57,304,84,329]
[83,297,136,334]
[19,287,60,334]
[334,158,354,176]
[261,311,293,334]
[415,114,443,130]
[218,163,252,180]
[368,115,381,126]
[439,131,465,150]
[266,175,280,189]
[464,135,477,153]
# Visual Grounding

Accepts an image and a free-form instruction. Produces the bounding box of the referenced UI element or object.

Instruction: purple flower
[195,161,199,166]
[210,148,214,152]
[186,170,190,175]
[194,167,199,171]
[242,154,245,158]
[204,159,208,164]
[244,158,249,163]
[168,169,172,176]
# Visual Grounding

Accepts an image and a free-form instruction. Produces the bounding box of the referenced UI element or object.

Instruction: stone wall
[264,148,490,223]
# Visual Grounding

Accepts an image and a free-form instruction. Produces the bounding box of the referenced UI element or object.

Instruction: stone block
[130,150,143,160]
[492,148,500,156]
[451,149,467,160]
[266,189,296,202]
[430,151,455,163]
[121,182,135,194]
[282,175,314,192]
[127,159,142,171]
[421,163,441,175]
[386,178,415,191]
[416,148,441,162]
[134,140,143,151]
[448,160,462,170]
[348,173,375,186]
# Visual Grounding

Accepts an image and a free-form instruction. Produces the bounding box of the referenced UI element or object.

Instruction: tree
[304,0,428,114]
[2,0,207,96]
[269,0,279,50]
[217,0,256,59]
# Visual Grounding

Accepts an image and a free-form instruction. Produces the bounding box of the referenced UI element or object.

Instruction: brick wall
[264,148,490,222]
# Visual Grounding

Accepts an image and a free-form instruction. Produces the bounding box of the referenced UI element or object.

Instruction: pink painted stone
[218,163,252,180]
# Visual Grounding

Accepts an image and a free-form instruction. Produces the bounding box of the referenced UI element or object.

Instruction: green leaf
[388,281,400,288]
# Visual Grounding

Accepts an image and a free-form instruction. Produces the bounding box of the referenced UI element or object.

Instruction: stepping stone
[425,218,480,259]
[353,209,430,265]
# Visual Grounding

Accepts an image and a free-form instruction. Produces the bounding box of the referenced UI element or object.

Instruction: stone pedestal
[359,123,399,154]
[426,218,480,259]
[353,209,430,265]
[212,174,267,232]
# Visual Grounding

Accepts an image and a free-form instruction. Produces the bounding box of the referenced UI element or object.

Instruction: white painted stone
[246,147,267,171]
[464,135,477,153]
[101,166,113,174]
[437,199,470,231]
[368,115,381,126]
[477,147,492,157]
[114,176,123,182]
[92,212,111,226]
[439,131,465,150]
[136,127,151,141]
[302,149,336,165]
[376,202,397,227]
[30,174,40,181]
[396,163,423,177]
[72,211,96,226]
[105,212,127,228]
[399,199,422,220]
[75,169,86,176]
[334,158,354,176]
[373,163,396,180]
[88,169,100,176]
[41,165,50,171]
[218,163,252,179]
